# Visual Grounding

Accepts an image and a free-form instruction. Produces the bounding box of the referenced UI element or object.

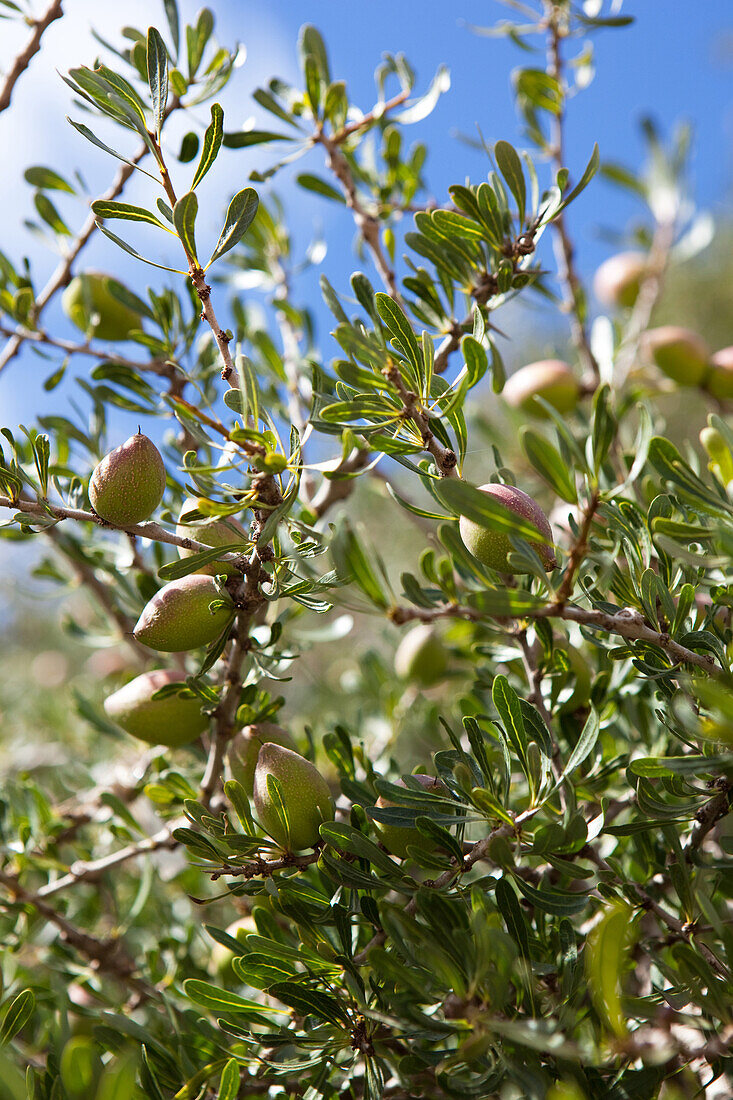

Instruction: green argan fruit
[89,432,166,525]
[210,914,257,979]
[503,359,580,418]
[374,775,447,858]
[700,426,733,484]
[175,497,248,576]
[642,326,710,386]
[459,483,557,574]
[704,346,733,401]
[394,624,448,686]
[103,669,207,746]
[133,575,234,652]
[228,722,298,791]
[62,272,142,341]
[253,743,334,851]
[593,251,647,309]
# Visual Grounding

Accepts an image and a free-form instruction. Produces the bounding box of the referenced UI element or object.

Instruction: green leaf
[495,877,531,961]
[511,875,589,916]
[492,675,528,767]
[24,166,75,193]
[187,8,214,79]
[217,1059,240,1100]
[298,24,331,83]
[192,103,224,189]
[0,990,34,1045]
[556,143,600,215]
[375,292,422,379]
[296,173,345,203]
[96,223,186,273]
[208,187,259,265]
[268,982,349,1027]
[494,140,526,226]
[66,118,159,181]
[183,979,285,1017]
[91,200,169,230]
[520,428,577,503]
[331,520,390,609]
[146,27,169,138]
[173,191,198,263]
[586,902,634,1036]
[163,0,180,57]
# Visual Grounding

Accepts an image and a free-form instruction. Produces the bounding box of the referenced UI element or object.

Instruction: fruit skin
[374,775,447,858]
[642,326,709,386]
[705,346,733,401]
[89,432,166,526]
[176,497,248,576]
[593,251,647,309]
[62,272,142,341]
[210,915,257,979]
[133,575,234,652]
[228,722,298,791]
[103,669,207,747]
[503,360,580,418]
[459,483,557,574]
[253,743,334,851]
[394,625,448,686]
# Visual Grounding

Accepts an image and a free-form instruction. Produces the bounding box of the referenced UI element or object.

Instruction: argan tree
[0,2,732,1097]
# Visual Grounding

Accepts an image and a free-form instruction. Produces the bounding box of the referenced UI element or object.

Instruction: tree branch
[0,97,181,376]
[0,0,64,115]
[384,362,458,477]
[544,3,599,383]
[0,868,155,997]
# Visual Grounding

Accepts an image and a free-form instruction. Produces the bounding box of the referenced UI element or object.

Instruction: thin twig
[317,128,403,304]
[0,98,181,375]
[0,868,155,996]
[544,3,599,383]
[0,0,64,114]
[36,826,177,898]
[384,362,458,477]
[390,599,722,675]
[0,322,174,377]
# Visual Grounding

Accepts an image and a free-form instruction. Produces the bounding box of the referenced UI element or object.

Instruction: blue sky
[0,0,731,432]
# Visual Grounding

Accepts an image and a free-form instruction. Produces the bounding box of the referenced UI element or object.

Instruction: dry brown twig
[0,0,64,115]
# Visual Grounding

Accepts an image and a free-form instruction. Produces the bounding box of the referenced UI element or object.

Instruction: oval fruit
[133,575,234,652]
[394,625,448,686]
[62,272,142,341]
[459,483,556,573]
[503,360,580,418]
[705,346,733,401]
[700,425,733,484]
[374,775,447,858]
[641,326,709,386]
[103,669,207,746]
[176,497,248,576]
[89,432,166,526]
[228,722,298,791]
[210,914,257,979]
[253,743,334,851]
[593,251,647,309]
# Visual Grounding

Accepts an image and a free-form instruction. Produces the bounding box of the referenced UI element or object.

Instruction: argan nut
[175,497,248,576]
[133,575,234,652]
[394,625,448,686]
[705,346,733,401]
[503,360,580,418]
[89,432,166,526]
[641,326,709,386]
[62,271,142,341]
[253,743,334,851]
[593,251,647,309]
[103,669,207,747]
[459,483,556,573]
[228,722,298,791]
[374,775,447,859]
